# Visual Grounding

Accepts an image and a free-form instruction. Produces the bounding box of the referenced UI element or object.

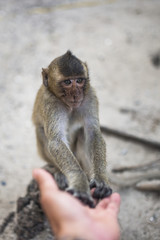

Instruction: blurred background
[0,0,160,239]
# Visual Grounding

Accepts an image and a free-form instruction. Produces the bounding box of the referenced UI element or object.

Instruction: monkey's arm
[85,121,112,197]
[47,134,87,189]
[83,92,112,198]
[43,108,94,206]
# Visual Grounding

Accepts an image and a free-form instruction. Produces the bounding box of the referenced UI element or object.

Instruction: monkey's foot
[66,188,95,208]
[90,180,112,199]
[43,165,68,190]
[54,172,68,190]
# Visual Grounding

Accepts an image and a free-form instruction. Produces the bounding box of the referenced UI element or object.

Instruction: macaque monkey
[32,51,112,207]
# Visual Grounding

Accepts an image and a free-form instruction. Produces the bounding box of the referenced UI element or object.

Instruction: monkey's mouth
[68,100,82,108]
[70,101,82,105]
[70,100,81,104]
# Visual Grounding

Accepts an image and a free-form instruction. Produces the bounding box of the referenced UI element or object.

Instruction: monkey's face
[42,51,90,109]
[60,77,86,108]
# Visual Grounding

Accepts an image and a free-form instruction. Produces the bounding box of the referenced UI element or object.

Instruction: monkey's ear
[42,68,49,87]
[84,63,89,76]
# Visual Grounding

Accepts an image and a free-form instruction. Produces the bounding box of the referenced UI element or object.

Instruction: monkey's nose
[72,89,79,98]
[73,95,77,101]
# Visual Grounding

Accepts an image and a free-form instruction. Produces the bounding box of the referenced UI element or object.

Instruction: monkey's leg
[70,128,91,178]
[72,128,112,200]
[43,165,68,190]
[62,128,93,207]
[36,126,68,190]
[85,130,112,199]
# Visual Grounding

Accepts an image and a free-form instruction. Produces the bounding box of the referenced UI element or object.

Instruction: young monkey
[32,51,112,207]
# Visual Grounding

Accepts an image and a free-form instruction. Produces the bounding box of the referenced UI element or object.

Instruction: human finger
[33,168,62,218]
[105,193,121,217]
[33,168,59,193]
[33,168,84,217]
[96,197,111,209]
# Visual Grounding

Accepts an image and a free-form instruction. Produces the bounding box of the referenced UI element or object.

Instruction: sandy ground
[0,0,160,239]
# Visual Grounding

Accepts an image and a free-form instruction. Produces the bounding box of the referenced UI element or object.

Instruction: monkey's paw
[90,180,112,199]
[54,172,68,190]
[66,188,95,208]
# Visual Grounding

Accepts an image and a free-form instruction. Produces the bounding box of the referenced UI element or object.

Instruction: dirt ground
[0,0,160,239]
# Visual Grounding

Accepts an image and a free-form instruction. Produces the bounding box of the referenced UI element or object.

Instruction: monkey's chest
[67,120,83,143]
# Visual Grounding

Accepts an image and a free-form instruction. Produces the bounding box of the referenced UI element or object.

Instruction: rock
[1,181,7,186]
[0,165,56,240]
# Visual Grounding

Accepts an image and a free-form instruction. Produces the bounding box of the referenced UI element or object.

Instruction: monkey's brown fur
[32,51,112,207]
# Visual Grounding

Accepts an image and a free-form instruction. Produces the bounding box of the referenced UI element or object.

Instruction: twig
[101,126,160,150]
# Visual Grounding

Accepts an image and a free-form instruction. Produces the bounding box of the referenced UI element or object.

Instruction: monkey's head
[42,51,89,109]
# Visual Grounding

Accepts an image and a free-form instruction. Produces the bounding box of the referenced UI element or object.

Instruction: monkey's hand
[90,179,112,199]
[66,188,94,208]
[54,172,68,190]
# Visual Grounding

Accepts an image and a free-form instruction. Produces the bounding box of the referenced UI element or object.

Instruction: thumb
[106,193,121,217]
[33,168,59,194]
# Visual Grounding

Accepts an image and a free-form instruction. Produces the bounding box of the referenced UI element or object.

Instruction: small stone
[151,51,160,68]
[149,214,157,223]
[149,216,154,222]
[1,181,6,186]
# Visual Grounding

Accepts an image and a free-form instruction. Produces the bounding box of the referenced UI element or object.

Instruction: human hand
[33,168,121,240]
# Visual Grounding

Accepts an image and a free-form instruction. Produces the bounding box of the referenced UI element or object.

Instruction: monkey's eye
[64,79,71,85]
[76,78,84,84]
